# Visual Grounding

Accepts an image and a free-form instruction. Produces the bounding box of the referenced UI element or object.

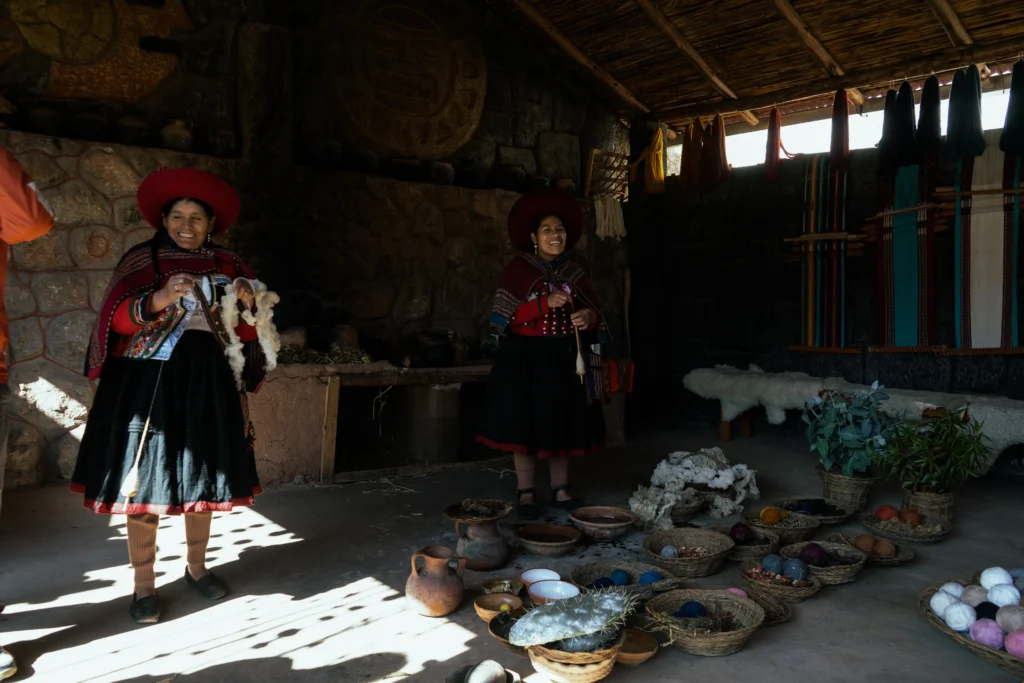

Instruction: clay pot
[455,519,508,571]
[406,546,466,617]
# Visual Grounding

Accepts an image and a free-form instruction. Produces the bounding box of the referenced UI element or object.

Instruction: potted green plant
[801,382,895,513]
[874,407,989,526]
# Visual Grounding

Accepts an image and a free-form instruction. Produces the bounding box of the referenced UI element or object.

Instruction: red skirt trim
[475,435,599,459]
[69,482,263,515]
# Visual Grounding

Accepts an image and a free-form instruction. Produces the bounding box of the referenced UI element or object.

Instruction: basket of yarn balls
[774,497,854,525]
[713,523,781,562]
[779,541,867,585]
[859,504,951,545]
[740,555,823,603]
[825,532,915,567]
[569,561,684,602]
[918,568,1024,677]
[642,528,734,578]
[742,506,820,544]
[645,589,765,657]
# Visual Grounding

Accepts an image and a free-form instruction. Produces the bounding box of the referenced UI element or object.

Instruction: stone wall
[1,130,233,489]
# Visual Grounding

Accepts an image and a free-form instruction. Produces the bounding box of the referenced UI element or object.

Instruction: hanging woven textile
[799,89,849,348]
[679,121,702,194]
[700,114,729,191]
[765,108,795,182]
[1000,60,1024,155]
[944,65,986,160]
[628,126,666,194]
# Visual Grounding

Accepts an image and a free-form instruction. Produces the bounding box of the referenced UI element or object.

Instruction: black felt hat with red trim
[507,188,584,252]
[137,168,241,235]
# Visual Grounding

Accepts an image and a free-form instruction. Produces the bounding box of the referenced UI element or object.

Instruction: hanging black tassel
[1000,60,1024,155]
[894,81,917,167]
[916,75,942,164]
[877,89,899,171]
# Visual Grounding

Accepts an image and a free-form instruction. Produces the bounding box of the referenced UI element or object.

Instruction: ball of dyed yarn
[989,584,1022,608]
[975,602,999,621]
[1006,630,1024,658]
[1015,576,1024,593]
[660,545,679,559]
[939,582,965,599]
[593,577,614,590]
[610,569,630,587]
[783,558,809,581]
[961,585,989,607]
[674,600,706,618]
[970,618,1005,650]
[799,542,826,567]
[930,589,960,618]
[726,588,747,598]
[996,605,1024,633]
[761,554,785,574]
[944,602,977,632]
[638,570,663,585]
[981,567,1013,590]
[1009,568,1024,578]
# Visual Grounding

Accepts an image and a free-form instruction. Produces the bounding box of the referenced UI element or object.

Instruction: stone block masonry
[0,130,234,490]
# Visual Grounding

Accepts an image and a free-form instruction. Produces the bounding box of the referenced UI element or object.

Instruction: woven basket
[825,532,915,567]
[741,509,820,544]
[918,580,1024,677]
[569,561,683,601]
[772,497,854,526]
[645,589,765,656]
[860,512,952,545]
[779,541,866,585]
[712,525,780,562]
[527,629,625,683]
[670,497,705,526]
[902,489,955,526]
[642,528,734,578]
[748,593,792,626]
[817,465,878,513]
[741,561,823,603]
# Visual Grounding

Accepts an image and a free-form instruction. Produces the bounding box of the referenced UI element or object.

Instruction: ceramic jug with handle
[405,545,466,617]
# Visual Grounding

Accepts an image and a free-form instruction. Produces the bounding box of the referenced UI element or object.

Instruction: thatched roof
[497,0,1024,130]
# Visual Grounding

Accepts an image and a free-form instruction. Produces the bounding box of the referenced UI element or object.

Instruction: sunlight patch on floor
[3,507,301,615]
[21,577,474,682]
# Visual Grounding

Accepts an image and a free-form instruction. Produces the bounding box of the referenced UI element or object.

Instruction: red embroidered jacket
[508,283,598,337]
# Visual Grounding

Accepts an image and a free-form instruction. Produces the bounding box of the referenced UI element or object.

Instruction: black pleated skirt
[71,331,262,515]
[476,333,605,459]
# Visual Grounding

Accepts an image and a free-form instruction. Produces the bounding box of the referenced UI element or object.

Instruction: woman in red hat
[476,188,606,519]
[71,168,279,624]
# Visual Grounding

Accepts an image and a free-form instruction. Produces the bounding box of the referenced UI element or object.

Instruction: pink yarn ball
[1006,630,1024,658]
[726,588,748,598]
[970,618,1005,650]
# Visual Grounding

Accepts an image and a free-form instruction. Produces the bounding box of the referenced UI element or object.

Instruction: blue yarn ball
[592,577,614,590]
[1009,568,1024,579]
[638,570,664,585]
[783,558,809,581]
[674,600,707,618]
[610,569,630,586]
[660,546,679,559]
[761,554,785,574]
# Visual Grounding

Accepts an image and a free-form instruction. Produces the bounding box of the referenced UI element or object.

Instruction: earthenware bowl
[570,506,636,541]
[528,580,580,606]
[520,568,560,589]
[474,593,524,622]
[515,524,581,557]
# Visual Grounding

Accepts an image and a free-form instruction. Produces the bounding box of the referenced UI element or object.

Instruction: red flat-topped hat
[507,188,584,252]
[136,167,241,235]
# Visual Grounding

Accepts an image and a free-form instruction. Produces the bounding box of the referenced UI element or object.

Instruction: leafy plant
[875,408,990,493]
[801,382,896,477]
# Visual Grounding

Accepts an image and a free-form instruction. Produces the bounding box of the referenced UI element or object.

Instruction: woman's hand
[235,279,255,310]
[547,291,570,309]
[149,274,195,313]
[571,308,595,329]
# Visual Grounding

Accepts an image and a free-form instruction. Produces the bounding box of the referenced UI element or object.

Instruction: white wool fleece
[220,278,281,390]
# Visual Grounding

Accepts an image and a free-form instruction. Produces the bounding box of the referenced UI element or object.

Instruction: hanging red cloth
[830,88,851,171]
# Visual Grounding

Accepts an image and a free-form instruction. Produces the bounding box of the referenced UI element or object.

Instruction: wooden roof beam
[632,0,758,125]
[925,0,974,47]
[768,0,863,106]
[510,0,650,114]
[660,35,1024,120]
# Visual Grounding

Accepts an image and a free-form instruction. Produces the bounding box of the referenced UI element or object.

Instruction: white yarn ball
[981,567,1013,590]
[930,590,960,618]
[944,602,977,632]
[989,583,1022,608]
[939,582,965,599]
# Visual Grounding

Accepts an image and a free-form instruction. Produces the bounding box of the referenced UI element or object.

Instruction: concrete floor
[0,428,1021,683]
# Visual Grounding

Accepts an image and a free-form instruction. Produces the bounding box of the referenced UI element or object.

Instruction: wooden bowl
[528,580,580,606]
[615,628,659,667]
[482,577,525,595]
[515,524,580,557]
[474,593,524,622]
[570,506,636,540]
[520,568,560,589]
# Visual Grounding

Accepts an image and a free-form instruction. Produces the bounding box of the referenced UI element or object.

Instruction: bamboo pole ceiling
[505,0,1024,128]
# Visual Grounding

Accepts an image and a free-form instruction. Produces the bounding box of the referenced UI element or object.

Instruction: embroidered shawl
[86,235,255,380]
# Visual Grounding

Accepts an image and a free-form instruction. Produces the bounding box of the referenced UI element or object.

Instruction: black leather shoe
[129,594,161,624]
[185,567,228,600]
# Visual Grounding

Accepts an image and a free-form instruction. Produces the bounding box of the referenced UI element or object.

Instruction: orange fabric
[0,146,55,383]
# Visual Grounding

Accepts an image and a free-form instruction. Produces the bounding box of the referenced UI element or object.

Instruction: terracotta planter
[405,545,466,617]
[902,489,955,526]
[817,465,878,513]
[454,518,508,571]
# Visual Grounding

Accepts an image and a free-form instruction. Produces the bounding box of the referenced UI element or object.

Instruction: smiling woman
[70,167,281,626]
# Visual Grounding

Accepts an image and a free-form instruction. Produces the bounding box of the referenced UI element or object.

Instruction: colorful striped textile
[954,130,1021,349]
[800,153,847,347]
